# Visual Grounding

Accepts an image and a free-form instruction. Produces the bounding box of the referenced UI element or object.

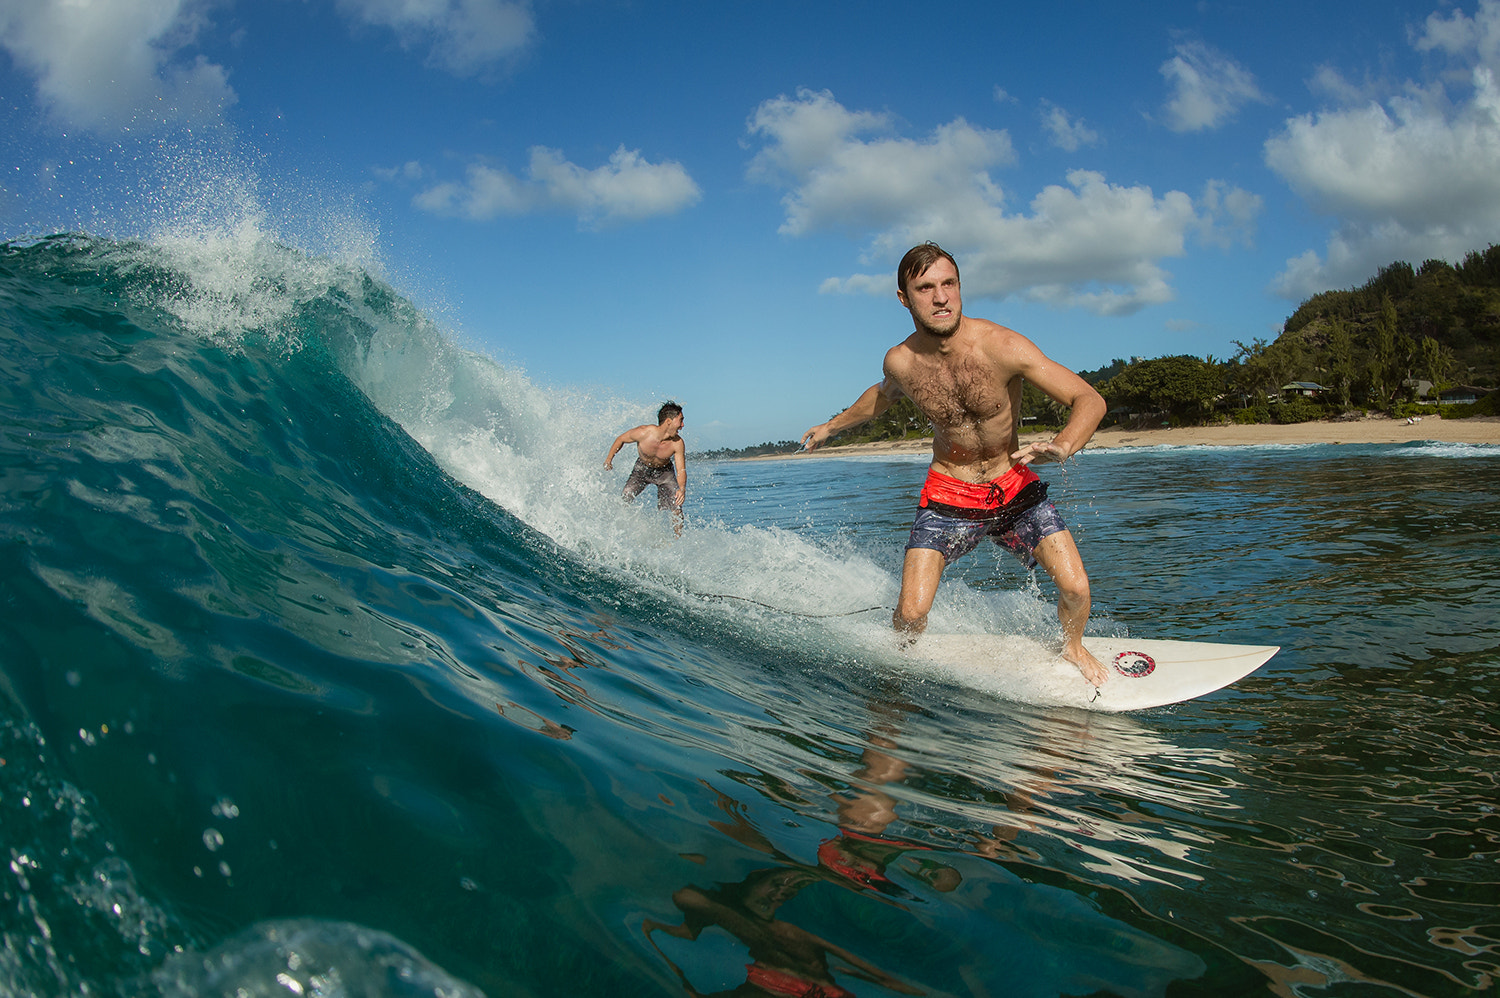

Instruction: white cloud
[1265,0,1500,298]
[415,165,530,217]
[372,160,427,183]
[528,146,702,223]
[0,0,235,131]
[1414,0,1500,63]
[820,273,887,296]
[413,145,701,227]
[748,90,1236,317]
[1196,179,1262,248]
[747,88,1016,242]
[958,171,1196,315]
[335,0,534,75]
[746,89,900,186]
[1307,64,1374,106]
[1040,100,1100,152]
[1159,40,1269,132]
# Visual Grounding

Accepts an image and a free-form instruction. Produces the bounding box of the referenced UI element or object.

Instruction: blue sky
[4,1,1500,449]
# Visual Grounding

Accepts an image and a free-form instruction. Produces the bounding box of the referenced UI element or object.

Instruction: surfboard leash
[691,591,895,618]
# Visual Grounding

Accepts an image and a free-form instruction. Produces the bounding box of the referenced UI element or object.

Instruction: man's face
[667,413,685,435]
[897,257,962,337]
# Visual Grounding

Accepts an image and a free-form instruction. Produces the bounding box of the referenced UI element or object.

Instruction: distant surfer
[605,401,687,535]
[799,243,1109,686]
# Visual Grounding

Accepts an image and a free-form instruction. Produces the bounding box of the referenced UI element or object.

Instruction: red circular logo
[1112,650,1156,678]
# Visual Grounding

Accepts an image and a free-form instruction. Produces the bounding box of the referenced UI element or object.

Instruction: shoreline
[725,414,1500,461]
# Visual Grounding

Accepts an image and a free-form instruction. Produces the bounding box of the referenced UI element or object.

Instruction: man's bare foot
[892,610,926,648]
[1063,642,1109,686]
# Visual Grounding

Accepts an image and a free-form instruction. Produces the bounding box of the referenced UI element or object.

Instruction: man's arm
[603,426,646,470]
[1009,346,1106,466]
[671,438,687,507]
[799,378,900,451]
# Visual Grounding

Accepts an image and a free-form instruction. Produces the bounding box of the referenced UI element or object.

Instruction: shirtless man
[800,244,1109,686]
[605,401,687,535]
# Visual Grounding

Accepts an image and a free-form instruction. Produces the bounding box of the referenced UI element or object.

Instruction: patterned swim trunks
[623,456,680,509]
[905,465,1067,568]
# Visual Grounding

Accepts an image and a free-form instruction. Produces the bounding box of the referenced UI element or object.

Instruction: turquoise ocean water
[2,233,1498,997]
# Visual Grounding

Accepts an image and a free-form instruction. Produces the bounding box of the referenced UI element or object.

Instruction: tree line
[1096,244,1498,427]
[702,244,1500,457]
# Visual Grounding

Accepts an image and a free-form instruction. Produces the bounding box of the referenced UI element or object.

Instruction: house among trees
[1280,381,1329,400]
[1438,385,1493,405]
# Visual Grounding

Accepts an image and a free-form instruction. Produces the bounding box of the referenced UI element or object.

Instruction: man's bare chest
[903,360,1011,427]
[639,437,678,461]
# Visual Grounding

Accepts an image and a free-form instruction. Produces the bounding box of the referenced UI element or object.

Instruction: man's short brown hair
[897,242,959,296]
[657,401,683,424]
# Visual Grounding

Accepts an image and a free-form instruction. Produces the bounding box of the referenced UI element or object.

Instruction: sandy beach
[735,414,1500,460]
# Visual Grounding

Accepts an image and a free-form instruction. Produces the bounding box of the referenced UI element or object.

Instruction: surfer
[799,243,1109,687]
[605,401,688,535]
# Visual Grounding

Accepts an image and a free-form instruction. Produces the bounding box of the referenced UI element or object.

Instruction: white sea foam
[333,306,1072,661]
[1388,440,1500,458]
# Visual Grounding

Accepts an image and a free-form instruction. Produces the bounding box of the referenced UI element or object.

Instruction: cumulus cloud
[1159,40,1269,132]
[1265,0,1500,298]
[0,0,235,131]
[335,0,534,75]
[1040,100,1100,152]
[1196,179,1262,248]
[1414,0,1500,62]
[747,89,1253,316]
[747,88,1016,245]
[413,145,701,227]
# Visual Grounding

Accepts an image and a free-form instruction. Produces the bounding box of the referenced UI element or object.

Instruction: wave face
[4,234,1498,998]
[0,232,928,997]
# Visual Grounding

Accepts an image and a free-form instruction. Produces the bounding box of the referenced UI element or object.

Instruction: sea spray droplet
[203,828,224,852]
[211,797,240,819]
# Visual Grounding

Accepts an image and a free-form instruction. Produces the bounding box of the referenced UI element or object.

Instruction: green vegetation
[800,243,1500,447]
[1162,244,1500,427]
[697,439,803,460]
[699,397,933,459]
[823,395,931,445]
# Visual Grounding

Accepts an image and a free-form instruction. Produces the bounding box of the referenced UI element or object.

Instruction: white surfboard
[903,633,1278,712]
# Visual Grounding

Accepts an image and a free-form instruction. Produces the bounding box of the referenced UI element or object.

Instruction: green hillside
[1268,244,1500,401]
[1078,243,1499,428]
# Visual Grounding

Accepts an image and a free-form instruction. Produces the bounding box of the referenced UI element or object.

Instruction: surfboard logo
[1112,650,1156,678]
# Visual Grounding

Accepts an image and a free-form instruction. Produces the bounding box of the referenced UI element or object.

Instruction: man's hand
[604,458,613,470]
[1010,440,1069,466]
[800,424,830,451]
